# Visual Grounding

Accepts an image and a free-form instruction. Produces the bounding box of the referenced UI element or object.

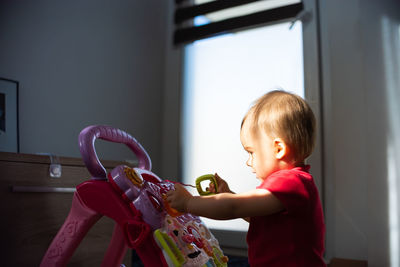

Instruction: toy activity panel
[40,125,228,267]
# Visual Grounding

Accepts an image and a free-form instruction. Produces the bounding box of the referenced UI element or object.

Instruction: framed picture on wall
[0,78,19,153]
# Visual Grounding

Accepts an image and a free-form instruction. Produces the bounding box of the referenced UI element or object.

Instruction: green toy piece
[154,229,185,267]
[196,174,218,196]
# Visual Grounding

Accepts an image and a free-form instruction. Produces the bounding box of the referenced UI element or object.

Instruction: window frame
[161,0,322,254]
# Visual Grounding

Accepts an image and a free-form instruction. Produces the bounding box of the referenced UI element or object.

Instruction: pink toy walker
[40,125,228,267]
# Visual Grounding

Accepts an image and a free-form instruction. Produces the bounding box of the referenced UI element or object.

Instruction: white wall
[160,0,184,180]
[0,0,169,173]
[319,0,400,265]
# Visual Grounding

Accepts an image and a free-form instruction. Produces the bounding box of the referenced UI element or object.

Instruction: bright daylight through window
[182,20,304,231]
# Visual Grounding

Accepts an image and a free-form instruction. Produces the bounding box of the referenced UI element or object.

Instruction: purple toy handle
[79,125,152,179]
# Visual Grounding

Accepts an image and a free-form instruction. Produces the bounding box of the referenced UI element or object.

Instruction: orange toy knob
[162,194,184,217]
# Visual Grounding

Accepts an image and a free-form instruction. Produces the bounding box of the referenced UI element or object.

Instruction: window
[181,20,304,232]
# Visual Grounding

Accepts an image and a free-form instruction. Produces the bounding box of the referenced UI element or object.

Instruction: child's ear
[273,138,287,159]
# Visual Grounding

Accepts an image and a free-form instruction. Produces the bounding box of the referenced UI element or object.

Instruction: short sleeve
[258,169,312,214]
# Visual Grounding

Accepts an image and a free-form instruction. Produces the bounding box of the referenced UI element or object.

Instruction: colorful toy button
[124,167,143,187]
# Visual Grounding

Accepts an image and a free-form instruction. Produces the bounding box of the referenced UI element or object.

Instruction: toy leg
[40,192,102,267]
[101,224,128,267]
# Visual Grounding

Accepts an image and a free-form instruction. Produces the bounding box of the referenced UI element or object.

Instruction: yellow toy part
[154,229,185,267]
[212,246,229,267]
[123,167,143,187]
[196,174,218,196]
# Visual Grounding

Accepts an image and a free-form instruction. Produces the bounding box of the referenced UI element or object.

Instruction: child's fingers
[165,189,174,198]
[165,191,173,202]
[174,183,186,193]
[208,182,216,193]
[165,184,180,202]
[174,183,184,189]
[214,173,224,182]
[213,172,231,193]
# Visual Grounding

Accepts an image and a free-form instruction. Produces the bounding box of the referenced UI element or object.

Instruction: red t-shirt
[246,166,326,267]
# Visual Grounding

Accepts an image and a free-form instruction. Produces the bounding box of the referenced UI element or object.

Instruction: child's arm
[166,183,284,220]
[208,173,249,222]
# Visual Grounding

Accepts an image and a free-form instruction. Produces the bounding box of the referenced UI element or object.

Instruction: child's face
[240,119,280,181]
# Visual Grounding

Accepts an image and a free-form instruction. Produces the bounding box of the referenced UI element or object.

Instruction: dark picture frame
[0,78,19,152]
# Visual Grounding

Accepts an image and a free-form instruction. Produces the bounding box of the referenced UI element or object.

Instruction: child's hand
[165,184,193,213]
[208,173,233,194]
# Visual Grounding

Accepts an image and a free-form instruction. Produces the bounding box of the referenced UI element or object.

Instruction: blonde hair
[242,90,316,162]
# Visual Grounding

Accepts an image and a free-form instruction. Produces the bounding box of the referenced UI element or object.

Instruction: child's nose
[246,157,252,167]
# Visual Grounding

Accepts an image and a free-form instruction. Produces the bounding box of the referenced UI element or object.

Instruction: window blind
[174,0,304,45]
